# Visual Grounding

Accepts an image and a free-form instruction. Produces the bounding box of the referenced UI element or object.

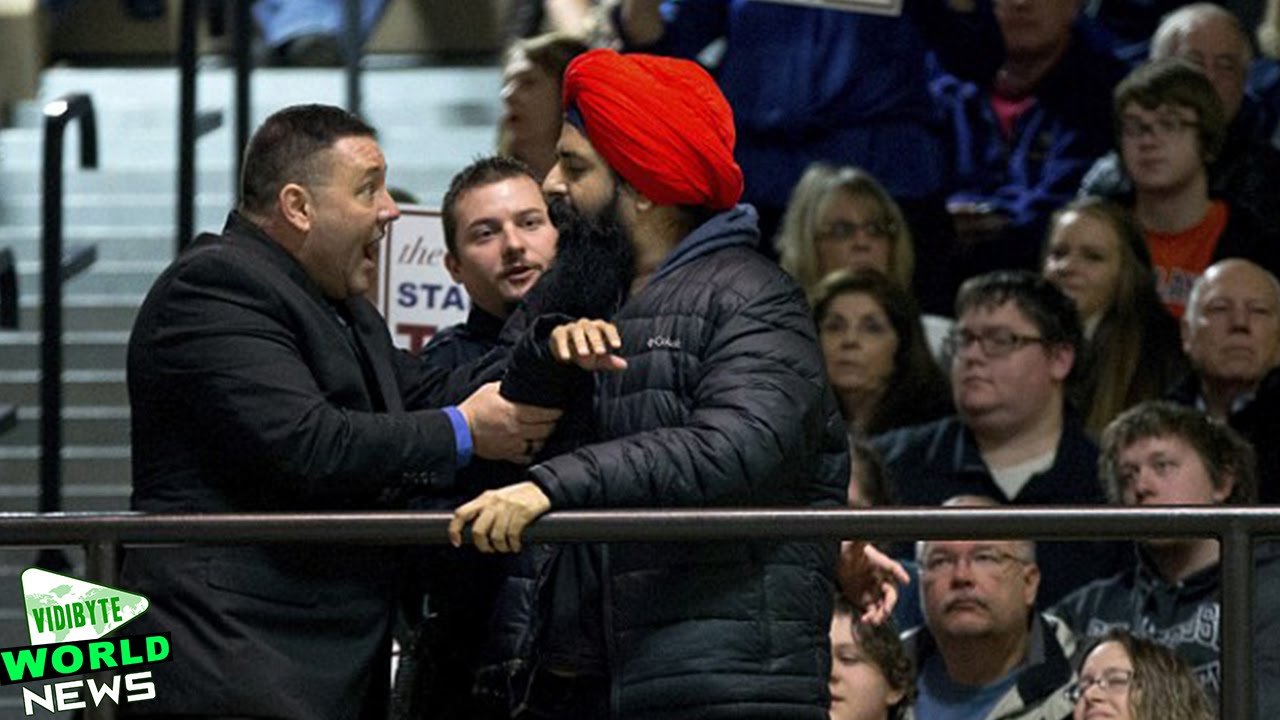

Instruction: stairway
[0,60,499,717]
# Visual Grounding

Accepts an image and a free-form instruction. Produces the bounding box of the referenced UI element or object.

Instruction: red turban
[562,49,744,211]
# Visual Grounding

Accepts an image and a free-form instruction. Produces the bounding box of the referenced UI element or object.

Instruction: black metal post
[85,538,120,589]
[233,0,252,188]
[40,94,97,521]
[345,0,362,116]
[1221,521,1254,720]
[84,538,121,720]
[178,0,198,252]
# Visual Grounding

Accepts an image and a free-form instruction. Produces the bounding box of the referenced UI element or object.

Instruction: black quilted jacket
[486,205,848,719]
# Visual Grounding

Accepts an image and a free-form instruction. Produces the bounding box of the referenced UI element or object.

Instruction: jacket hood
[650,204,760,284]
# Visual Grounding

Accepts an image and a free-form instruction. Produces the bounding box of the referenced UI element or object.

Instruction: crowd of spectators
[113,0,1280,718]
[464,1,1280,718]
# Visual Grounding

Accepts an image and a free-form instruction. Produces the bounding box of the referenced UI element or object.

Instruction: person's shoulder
[871,416,959,463]
[1050,566,1132,617]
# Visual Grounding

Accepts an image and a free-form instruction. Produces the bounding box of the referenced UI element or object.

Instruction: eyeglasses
[1066,669,1135,703]
[1119,115,1200,140]
[817,219,895,243]
[942,328,1047,358]
[919,548,1029,576]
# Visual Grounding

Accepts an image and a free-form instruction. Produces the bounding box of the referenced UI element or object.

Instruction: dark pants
[514,670,610,720]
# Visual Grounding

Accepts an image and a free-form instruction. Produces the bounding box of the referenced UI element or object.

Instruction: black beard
[523,194,635,320]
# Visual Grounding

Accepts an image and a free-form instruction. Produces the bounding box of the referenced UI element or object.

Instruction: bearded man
[447,49,860,719]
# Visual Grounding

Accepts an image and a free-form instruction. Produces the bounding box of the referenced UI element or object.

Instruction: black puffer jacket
[488,205,848,719]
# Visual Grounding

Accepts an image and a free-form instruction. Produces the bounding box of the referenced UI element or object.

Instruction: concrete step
[0,167,235,196]
[0,165,444,202]
[0,371,128,406]
[17,295,142,332]
[0,485,132,514]
[0,447,131,512]
[0,406,130,447]
[0,332,128,371]
[0,193,230,230]
[16,259,166,297]
[20,66,500,125]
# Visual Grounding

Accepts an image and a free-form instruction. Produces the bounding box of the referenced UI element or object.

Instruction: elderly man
[874,270,1125,606]
[123,105,559,719]
[1170,258,1280,500]
[447,48,855,718]
[1051,400,1280,715]
[423,155,558,369]
[1082,3,1280,236]
[932,0,1127,274]
[908,496,1076,720]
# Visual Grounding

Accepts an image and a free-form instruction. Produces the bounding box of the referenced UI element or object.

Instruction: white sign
[375,206,470,353]
[757,0,902,15]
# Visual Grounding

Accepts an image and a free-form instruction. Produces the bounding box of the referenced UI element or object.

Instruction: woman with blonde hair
[1071,629,1215,720]
[1041,197,1187,437]
[777,163,916,296]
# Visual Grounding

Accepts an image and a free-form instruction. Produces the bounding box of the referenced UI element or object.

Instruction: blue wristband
[443,406,473,468]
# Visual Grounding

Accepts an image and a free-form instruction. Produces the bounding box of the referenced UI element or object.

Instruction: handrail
[5,506,1276,719]
[345,0,363,118]
[176,0,365,252]
[177,0,239,252]
[40,93,97,522]
[177,0,199,251]
[0,247,16,329]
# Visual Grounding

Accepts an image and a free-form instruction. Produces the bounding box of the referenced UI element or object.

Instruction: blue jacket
[931,20,1127,269]
[626,0,1003,208]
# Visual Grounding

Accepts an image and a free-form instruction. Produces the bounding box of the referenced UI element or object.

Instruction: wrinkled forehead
[1197,265,1280,308]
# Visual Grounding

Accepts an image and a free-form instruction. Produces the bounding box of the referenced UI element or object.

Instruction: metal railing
[40,94,98,520]
[5,506,1276,719]
[176,0,365,251]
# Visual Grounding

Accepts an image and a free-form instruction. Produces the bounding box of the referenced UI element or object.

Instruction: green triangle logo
[20,568,149,645]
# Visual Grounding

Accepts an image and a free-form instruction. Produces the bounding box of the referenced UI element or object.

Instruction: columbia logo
[647,336,681,350]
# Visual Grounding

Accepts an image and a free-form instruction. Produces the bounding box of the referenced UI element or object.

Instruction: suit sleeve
[141,255,459,499]
[527,279,832,509]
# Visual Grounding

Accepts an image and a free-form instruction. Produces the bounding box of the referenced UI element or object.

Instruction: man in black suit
[121,104,560,719]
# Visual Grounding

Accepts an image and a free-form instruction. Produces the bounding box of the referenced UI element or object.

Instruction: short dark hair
[955,270,1083,354]
[440,155,539,254]
[1099,400,1256,504]
[1113,57,1227,163]
[832,597,914,720]
[239,104,377,216]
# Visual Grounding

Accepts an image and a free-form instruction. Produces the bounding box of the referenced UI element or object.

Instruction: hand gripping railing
[4,506,1276,719]
[40,94,98,521]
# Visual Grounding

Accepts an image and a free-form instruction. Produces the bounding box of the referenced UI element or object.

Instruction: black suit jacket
[121,212,464,719]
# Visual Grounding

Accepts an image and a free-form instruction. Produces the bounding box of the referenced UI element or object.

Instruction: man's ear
[1048,343,1076,382]
[1212,470,1237,504]
[620,181,653,213]
[1023,563,1041,608]
[278,183,313,233]
[444,251,464,283]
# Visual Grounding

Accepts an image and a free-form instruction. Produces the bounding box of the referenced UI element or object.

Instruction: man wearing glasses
[874,270,1125,605]
[907,495,1077,720]
[1111,57,1280,318]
